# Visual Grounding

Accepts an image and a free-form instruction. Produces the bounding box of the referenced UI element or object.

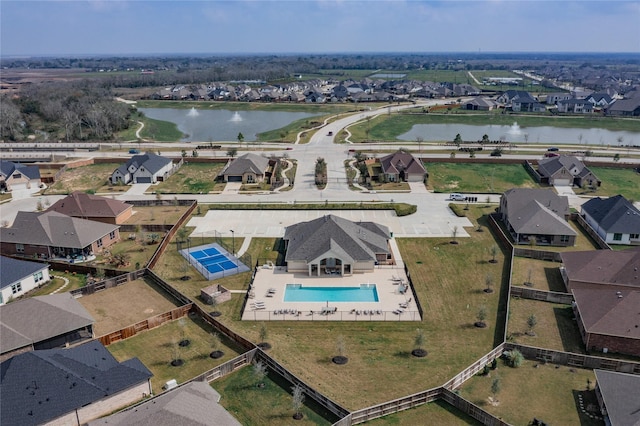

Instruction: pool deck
[242,266,421,321]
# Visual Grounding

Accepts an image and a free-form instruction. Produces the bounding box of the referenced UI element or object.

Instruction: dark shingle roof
[0,340,152,426]
[0,293,94,354]
[88,381,241,426]
[572,288,640,339]
[0,161,41,180]
[582,195,640,234]
[284,215,390,263]
[0,256,49,290]
[502,188,570,218]
[379,151,426,176]
[537,155,594,179]
[508,200,576,236]
[0,211,119,248]
[125,153,172,174]
[46,191,132,219]
[561,247,640,289]
[223,153,270,176]
[594,370,640,426]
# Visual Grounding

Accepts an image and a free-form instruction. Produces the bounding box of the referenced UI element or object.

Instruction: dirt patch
[78,278,180,336]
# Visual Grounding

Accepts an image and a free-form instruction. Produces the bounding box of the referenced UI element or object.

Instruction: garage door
[553,178,571,186]
[136,177,152,183]
[227,176,242,182]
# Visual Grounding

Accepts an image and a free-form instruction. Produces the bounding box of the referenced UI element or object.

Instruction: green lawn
[511,257,566,292]
[107,315,244,393]
[154,206,508,410]
[577,166,640,200]
[507,299,585,354]
[459,360,601,426]
[211,364,339,426]
[138,115,184,141]
[426,162,537,193]
[152,162,226,193]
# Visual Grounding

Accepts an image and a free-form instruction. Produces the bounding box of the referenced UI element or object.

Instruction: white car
[449,193,466,201]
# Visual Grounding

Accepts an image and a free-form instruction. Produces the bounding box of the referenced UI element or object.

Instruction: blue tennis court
[180,243,250,280]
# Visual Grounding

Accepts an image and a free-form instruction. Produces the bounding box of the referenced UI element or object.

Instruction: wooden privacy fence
[255,349,352,422]
[575,213,611,250]
[98,304,192,346]
[513,248,562,261]
[510,286,573,304]
[440,388,512,426]
[70,269,145,297]
[146,200,197,270]
[505,343,640,375]
[192,349,257,383]
[349,387,441,424]
[443,344,507,391]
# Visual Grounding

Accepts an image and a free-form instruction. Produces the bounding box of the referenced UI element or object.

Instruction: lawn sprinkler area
[180,243,250,280]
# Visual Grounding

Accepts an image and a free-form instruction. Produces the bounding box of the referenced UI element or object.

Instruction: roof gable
[0,256,49,289]
[573,288,640,339]
[223,153,270,176]
[47,191,132,219]
[561,247,640,288]
[379,151,426,176]
[124,153,172,174]
[582,195,640,234]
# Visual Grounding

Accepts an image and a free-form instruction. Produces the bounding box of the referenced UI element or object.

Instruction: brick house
[537,155,601,188]
[0,211,120,261]
[46,191,133,225]
[560,247,640,293]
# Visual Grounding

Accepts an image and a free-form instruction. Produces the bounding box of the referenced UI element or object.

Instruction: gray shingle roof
[379,151,426,176]
[0,293,94,354]
[0,340,152,426]
[0,256,49,290]
[46,191,132,219]
[594,370,640,426]
[125,153,172,174]
[582,195,640,234]
[284,215,390,263]
[508,200,576,236]
[0,211,119,248]
[502,188,570,221]
[223,153,270,176]
[0,160,41,180]
[561,247,640,289]
[88,381,241,426]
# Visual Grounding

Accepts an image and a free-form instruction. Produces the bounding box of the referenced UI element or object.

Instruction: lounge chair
[376,310,382,315]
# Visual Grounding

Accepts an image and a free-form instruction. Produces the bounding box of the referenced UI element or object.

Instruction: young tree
[412,328,427,357]
[481,134,489,143]
[613,152,620,162]
[332,335,348,364]
[489,245,499,263]
[181,149,187,158]
[450,226,459,244]
[258,322,270,349]
[253,360,267,388]
[484,274,494,294]
[490,377,501,405]
[475,306,488,328]
[237,132,244,144]
[527,314,538,336]
[453,133,463,145]
[226,147,238,158]
[291,383,305,420]
[209,332,224,359]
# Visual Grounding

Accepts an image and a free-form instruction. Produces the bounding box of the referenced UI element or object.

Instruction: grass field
[20,271,86,298]
[507,299,585,354]
[138,114,184,141]
[459,360,601,426]
[511,258,566,292]
[425,162,536,193]
[211,365,339,426]
[577,166,640,200]
[125,205,191,225]
[78,278,180,336]
[43,163,120,194]
[107,315,245,393]
[151,162,226,193]
[153,206,509,410]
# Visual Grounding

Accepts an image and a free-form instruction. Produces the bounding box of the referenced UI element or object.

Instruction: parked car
[327,131,333,136]
[547,147,559,152]
[544,152,560,158]
[449,193,466,201]
[129,149,140,154]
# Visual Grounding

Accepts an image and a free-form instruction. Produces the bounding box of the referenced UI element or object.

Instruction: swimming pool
[284,284,379,302]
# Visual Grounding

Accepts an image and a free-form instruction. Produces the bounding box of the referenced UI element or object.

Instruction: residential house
[463,97,498,111]
[221,153,273,184]
[572,288,640,357]
[0,160,41,192]
[88,381,241,426]
[377,150,428,183]
[546,92,572,105]
[537,155,601,188]
[585,92,614,107]
[496,90,546,112]
[606,98,640,117]
[496,90,531,105]
[582,195,640,245]
[0,211,120,261]
[109,152,179,185]
[0,340,152,426]
[560,247,640,293]
[0,256,50,305]
[283,215,391,276]
[0,293,94,361]
[499,188,576,246]
[557,98,594,114]
[594,370,640,426]
[46,191,133,225]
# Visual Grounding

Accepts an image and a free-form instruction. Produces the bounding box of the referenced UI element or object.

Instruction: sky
[1,0,639,56]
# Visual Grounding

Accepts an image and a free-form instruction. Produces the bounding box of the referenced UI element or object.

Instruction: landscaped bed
[107,315,244,393]
[459,360,601,426]
[78,278,181,336]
